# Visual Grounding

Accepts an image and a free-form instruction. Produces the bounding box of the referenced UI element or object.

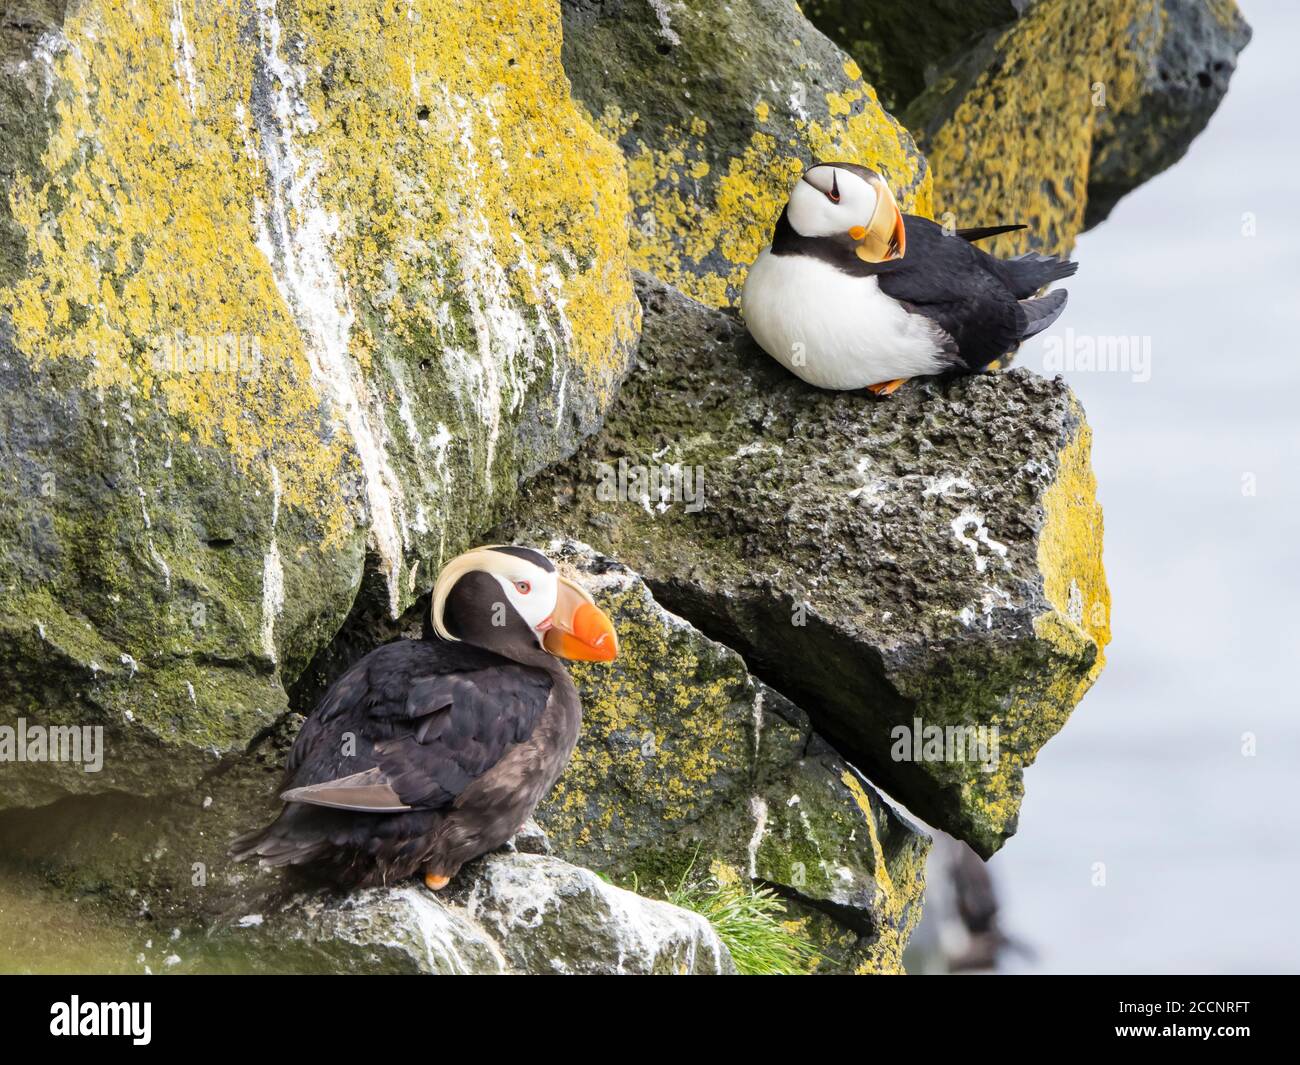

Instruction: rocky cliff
[0,0,1245,974]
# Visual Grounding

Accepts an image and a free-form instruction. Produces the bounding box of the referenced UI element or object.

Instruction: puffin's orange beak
[852,175,907,263]
[542,577,619,662]
[887,199,906,259]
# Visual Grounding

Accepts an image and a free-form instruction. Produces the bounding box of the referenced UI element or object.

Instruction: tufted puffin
[741,161,1077,394]
[231,545,618,890]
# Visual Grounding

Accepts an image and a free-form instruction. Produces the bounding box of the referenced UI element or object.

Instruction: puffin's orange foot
[866,378,907,396]
[424,872,451,891]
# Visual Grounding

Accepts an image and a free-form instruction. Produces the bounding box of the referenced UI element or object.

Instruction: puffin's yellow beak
[541,577,619,662]
[851,175,906,263]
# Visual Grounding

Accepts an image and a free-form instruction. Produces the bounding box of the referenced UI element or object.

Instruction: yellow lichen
[599,72,931,308]
[925,0,1160,256]
[2,0,638,548]
[288,0,638,382]
[840,770,927,975]
[541,581,746,850]
[959,412,1110,839]
[3,1,353,535]
[1038,416,1111,676]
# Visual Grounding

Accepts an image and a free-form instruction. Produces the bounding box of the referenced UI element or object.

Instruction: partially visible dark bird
[231,545,618,890]
[741,161,1077,394]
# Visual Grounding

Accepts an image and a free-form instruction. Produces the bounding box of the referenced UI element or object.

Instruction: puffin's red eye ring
[515,581,531,594]
[828,172,840,203]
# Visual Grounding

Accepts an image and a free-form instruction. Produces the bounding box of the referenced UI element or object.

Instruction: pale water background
[990,0,1300,974]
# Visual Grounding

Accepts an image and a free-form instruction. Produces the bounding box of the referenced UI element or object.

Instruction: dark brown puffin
[231,545,618,890]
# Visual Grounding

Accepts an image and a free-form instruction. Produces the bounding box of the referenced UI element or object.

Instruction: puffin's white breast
[740,248,951,390]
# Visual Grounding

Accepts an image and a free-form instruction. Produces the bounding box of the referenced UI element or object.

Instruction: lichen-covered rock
[751,697,930,974]
[531,541,929,972]
[203,852,733,974]
[1083,0,1251,226]
[0,0,639,808]
[559,0,931,308]
[507,275,1110,858]
[909,0,1250,253]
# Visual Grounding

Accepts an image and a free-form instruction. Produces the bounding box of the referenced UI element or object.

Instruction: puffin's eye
[515,581,531,595]
[828,172,840,203]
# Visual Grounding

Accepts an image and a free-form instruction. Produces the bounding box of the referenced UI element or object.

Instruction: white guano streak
[260,464,284,661]
[429,85,571,492]
[950,509,1010,574]
[169,0,200,111]
[747,795,769,880]
[252,0,406,615]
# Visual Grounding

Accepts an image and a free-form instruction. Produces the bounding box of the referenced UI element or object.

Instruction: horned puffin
[740,161,1077,394]
[231,545,618,890]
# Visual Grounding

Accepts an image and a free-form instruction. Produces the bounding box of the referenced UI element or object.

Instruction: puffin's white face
[487,560,560,638]
[785,163,907,261]
[431,545,619,661]
[788,164,877,238]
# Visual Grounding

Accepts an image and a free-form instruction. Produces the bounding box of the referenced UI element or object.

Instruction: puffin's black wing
[871,216,1027,369]
[868,215,1076,370]
[279,639,552,811]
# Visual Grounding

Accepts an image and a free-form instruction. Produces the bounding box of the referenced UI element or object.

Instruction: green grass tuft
[666,866,818,976]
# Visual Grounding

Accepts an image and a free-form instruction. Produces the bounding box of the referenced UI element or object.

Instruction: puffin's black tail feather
[230,811,331,868]
[957,223,1028,242]
[1018,289,1069,341]
[1000,252,1078,298]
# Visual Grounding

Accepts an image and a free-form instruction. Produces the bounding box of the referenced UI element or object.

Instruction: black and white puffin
[740,161,1077,394]
[231,545,617,890]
